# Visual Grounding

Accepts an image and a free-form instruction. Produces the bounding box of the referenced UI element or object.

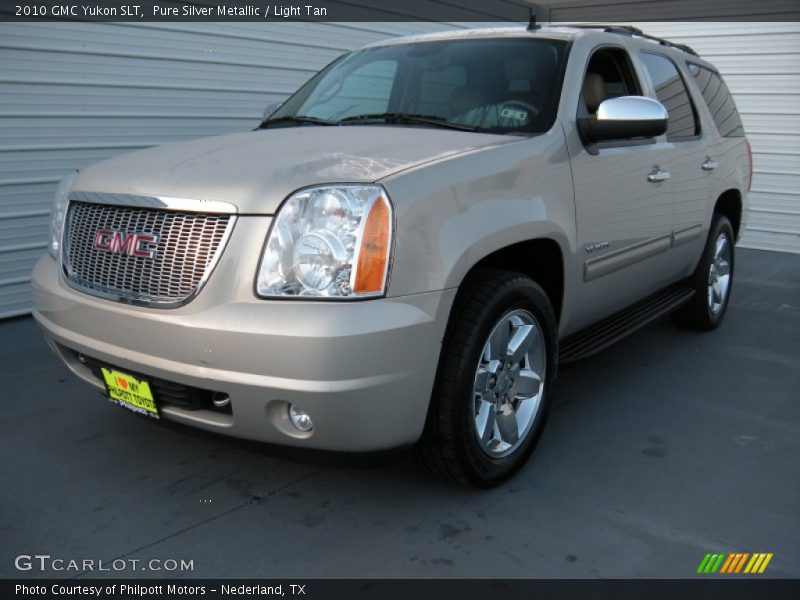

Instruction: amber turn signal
[354,195,392,294]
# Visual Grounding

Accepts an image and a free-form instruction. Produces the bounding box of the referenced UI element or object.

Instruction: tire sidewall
[454,279,557,487]
[701,217,736,328]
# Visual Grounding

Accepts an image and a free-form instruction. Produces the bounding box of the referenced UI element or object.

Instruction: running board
[558,283,695,364]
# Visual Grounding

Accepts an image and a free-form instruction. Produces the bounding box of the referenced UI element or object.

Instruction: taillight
[746,138,753,191]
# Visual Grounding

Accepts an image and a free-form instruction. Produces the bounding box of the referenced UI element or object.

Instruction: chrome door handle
[702,158,718,171]
[647,169,671,183]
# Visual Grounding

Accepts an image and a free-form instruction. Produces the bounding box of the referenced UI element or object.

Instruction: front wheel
[416,269,557,487]
[673,215,735,330]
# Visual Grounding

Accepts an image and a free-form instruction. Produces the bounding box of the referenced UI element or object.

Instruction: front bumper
[31,254,455,451]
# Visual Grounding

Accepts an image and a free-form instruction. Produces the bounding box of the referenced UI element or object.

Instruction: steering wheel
[499,99,540,120]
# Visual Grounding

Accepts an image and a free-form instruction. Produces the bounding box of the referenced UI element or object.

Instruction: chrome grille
[62,201,234,307]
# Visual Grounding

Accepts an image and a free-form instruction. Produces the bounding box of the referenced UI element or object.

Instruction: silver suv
[32,25,750,486]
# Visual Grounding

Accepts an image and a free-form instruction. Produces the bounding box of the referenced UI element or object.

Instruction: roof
[362,26,575,48]
[363,25,698,57]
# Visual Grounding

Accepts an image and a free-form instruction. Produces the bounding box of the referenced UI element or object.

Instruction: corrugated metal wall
[0,20,506,319]
[1,19,798,318]
[637,22,800,254]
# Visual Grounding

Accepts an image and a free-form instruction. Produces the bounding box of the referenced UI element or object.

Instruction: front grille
[62,201,234,307]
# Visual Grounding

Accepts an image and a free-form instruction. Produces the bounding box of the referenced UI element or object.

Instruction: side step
[558,282,695,364]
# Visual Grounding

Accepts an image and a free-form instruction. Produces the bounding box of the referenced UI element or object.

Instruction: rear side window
[640,51,699,141]
[687,63,745,137]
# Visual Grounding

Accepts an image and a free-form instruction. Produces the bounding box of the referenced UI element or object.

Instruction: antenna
[527,3,546,31]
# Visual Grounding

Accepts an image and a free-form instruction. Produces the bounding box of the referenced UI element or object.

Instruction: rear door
[637,50,713,279]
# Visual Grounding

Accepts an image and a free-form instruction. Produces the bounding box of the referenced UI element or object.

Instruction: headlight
[256,184,393,299]
[49,170,78,259]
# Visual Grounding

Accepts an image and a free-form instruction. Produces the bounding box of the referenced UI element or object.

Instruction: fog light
[288,404,313,432]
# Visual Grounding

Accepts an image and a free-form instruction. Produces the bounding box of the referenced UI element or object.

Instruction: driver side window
[580,47,642,117]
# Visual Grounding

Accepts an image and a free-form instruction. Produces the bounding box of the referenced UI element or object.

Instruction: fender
[381,125,576,302]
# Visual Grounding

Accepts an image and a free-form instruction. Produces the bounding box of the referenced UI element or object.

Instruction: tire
[416,268,558,488]
[673,214,735,330]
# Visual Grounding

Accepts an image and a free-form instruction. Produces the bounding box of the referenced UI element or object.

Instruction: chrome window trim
[68,191,238,215]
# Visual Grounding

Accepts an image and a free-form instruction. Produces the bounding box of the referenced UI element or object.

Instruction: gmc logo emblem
[93,230,160,259]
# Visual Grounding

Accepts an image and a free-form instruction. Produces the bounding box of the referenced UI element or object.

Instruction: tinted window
[640,52,699,141]
[306,60,397,120]
[417,64,466,117]
[272,38,568,134]
[581,47,642,117]
[688,63,745,137]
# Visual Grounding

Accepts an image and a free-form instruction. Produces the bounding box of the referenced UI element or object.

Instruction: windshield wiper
[337,112,479,132]
[259,115,338,129]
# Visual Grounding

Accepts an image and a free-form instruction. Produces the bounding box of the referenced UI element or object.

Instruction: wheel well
[714,189,742,238]
[468,239,564,322]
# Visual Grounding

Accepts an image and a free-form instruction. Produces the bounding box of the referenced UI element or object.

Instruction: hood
[74,126,518,214]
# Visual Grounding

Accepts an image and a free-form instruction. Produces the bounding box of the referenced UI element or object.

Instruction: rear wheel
[673,215,735,330]
[416,269,557,487]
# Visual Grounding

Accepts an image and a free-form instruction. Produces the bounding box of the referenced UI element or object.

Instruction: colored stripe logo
[697,552,773,574]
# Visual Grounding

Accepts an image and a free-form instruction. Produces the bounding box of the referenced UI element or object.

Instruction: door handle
[647,169,671,183]
[702,158,718,171]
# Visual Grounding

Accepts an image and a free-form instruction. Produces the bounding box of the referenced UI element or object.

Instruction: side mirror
[262,102,282,121]
[578,96,668,143]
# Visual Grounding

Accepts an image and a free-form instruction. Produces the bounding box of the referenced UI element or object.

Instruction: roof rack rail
[557,23,699,56]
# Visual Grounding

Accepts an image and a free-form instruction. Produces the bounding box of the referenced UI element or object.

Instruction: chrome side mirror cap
[579,96,668,143]
[597,95,667,122]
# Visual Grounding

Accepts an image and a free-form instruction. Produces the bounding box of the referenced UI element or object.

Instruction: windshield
[268,37,568,135]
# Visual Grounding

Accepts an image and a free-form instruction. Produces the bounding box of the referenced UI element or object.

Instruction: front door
[566,45,674,331]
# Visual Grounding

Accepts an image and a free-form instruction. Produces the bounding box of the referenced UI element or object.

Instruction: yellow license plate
[100,367,159,419]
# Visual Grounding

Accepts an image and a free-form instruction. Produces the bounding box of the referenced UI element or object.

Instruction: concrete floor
[1,248,798,579]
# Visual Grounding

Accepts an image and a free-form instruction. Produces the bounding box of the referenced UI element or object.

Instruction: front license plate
[100,367,159,419]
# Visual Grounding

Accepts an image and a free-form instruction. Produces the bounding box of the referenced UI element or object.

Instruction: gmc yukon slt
[32,25,751,486]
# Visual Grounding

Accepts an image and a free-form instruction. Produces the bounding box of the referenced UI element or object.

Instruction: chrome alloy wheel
[707,232,732,315]
[472,309,546,458]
